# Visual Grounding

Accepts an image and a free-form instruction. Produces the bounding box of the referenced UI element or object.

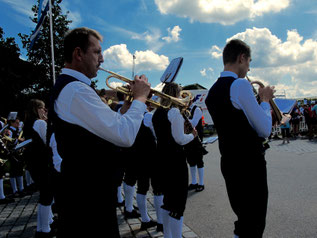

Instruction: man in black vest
[50,27,151,237]
[205,39,274,238]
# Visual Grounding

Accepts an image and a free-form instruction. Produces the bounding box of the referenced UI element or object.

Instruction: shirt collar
[61,68,92,86]
[220,71,238,79]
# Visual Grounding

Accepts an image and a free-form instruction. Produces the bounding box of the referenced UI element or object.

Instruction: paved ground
[1,136,316,238]
[0,186,199,238]
[184,136,317,238]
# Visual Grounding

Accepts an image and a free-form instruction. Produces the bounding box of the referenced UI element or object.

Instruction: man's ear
[238,53,245,64]
[73,47,83,62]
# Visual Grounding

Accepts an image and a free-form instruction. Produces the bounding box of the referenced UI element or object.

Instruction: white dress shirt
[55,68,147,147]
[33,120,47,144]
[49,133,62,172]
[189,105,203,128]
[221,71,272,138]
[168,107,194,145]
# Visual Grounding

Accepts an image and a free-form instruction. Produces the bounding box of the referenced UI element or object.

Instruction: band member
[185,99,205,192]
[23,99,56,237]
[7,115,26,197]
[122,103,163,231]
[0,126,15,204]
[152,82,196,238]
[48,27,150,237]
[206,39,274,238]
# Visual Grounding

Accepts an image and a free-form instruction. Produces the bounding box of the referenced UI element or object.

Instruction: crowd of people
[0,27,207,238]
[272,102,317,143]
[1,27,316,238]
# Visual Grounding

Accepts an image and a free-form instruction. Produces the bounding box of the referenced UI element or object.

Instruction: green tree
[0,27,45,117]
[19,0,72,90]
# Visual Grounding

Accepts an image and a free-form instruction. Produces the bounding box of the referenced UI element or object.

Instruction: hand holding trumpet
[129,74,151,103]
[258,85,275,103]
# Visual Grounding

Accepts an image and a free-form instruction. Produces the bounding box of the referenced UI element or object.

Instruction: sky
[1,0,317,98]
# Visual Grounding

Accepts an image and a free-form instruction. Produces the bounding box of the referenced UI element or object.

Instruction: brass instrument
[98,67,192,114]
[247,76,291,125]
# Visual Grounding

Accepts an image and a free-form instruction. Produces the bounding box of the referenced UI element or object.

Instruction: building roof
[182,83,207,90]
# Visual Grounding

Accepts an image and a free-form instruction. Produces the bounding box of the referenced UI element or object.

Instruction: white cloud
[0,0,33,17]
[211,27,317,97]
[162,25,182,43]
[131,28,164,51]
[60,1,82,27]
[228,28,317,68]
[102,44,169,72]
[200,67,214,79]
[154,0,290,25]
[210,45,222,58]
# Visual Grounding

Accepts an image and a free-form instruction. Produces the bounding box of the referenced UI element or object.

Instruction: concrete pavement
[1,136,316,238]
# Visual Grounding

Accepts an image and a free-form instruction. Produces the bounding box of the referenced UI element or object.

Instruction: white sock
[25,170,33,186]
[37,205,42,232]
[198,167,204,185]
[0,179,5,199]
[17,176,24,192]
[123,183,135,212]
[136,193,150,222]
[117,185,124,203]
[38,204,51,233]
[49,205,54,225]
[161,208,172,238]
[190,166,197,184]
[10,178,17,194]
[170,215,183,238]
[153,195,164,224]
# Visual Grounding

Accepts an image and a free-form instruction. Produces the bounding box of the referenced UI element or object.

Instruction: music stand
[160,57,183,83]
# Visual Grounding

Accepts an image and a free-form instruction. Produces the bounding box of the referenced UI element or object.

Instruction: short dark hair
[223,39,251,65]
[64,27,103,63]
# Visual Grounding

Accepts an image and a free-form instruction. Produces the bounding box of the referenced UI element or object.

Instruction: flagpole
[49,0,56,85]
[132,54,135,79]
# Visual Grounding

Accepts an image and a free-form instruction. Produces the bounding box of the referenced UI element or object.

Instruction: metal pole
[49,0,56,85]
[132,54,136,79]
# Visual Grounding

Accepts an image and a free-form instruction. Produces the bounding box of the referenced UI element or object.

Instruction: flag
[29,0,49,50]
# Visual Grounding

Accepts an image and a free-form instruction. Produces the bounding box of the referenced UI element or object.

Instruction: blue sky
[1,0,317,98]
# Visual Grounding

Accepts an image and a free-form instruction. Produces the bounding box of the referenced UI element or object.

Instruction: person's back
[206,76,264,159]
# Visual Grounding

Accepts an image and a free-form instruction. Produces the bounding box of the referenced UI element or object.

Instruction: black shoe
[0,197,15,204]
[50,216,59,231]
[34,231,55,238]
[18,190,27,198]
[188,183,198,191]
[196,185,205,192]
[156,223,163,232]
[124,208,141,219]
[140,220,157,230]
[117,200,125,207]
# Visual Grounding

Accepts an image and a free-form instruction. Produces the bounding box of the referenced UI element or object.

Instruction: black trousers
[57,162,120,238]
[185,137,204,168]
[221,155,268,238]
[161,156,188,219]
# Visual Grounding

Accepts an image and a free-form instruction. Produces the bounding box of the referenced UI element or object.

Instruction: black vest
[152,107,184,157]
[23,120,53,178]
[205,76,264,159]
[48,74,119,177]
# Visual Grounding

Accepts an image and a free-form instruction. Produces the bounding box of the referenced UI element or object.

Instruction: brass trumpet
[98,67,192,114]
[247,76,291,125]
